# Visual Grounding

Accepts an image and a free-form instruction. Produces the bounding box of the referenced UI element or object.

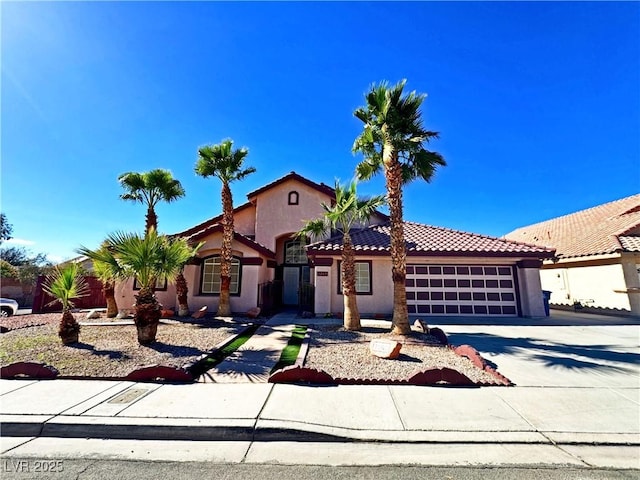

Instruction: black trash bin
[542,290,552,316]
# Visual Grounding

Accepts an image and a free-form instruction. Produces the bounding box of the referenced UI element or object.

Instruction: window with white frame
[338,260,372,295]
[200,256,241,295]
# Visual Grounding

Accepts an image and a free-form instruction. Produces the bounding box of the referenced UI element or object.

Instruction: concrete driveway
[429,310,640,388]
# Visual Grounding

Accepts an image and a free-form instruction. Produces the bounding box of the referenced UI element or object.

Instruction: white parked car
[0,298,19,317]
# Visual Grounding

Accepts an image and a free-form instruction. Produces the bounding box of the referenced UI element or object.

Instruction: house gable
[251,174,336,251]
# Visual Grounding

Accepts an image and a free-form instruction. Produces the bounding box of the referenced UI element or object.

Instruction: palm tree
[298,180,385,331]
[118,169,186,234]
[43,263,90,344]
[195,139,256,316]
[353,80,446,334]
[118,169,192,316]
[78,229,202,345]
[91,245,119,318]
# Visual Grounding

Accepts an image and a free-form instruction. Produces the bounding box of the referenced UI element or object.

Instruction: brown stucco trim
[516,259,543,269]
[240,257,263,266]
[307,248,554,259]
[247,171,335,200]
[312,257,334,266]
[186,226,275,259]
[173,201,253,238]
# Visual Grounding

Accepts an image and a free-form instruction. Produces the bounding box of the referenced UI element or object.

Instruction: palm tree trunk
[104,280,118,318]
[384,141,411,335]
[218,182,234,316]
[59,309,80,344]
[134,286,161,345]
[341,233,361,331]
[175,271,189,316]
[145,207,158,235]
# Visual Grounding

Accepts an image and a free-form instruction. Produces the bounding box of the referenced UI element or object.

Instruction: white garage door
[406,264,518,316]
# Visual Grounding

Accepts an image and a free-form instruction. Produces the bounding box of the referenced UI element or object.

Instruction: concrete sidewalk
[1,380,639,468]
[1,311,639,468]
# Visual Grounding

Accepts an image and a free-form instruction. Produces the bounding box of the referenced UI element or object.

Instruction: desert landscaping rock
[369,338,402,359]
[304,325,502,385]
[192,306,208,319]
[1,314,507,385]
[0,313,246,378]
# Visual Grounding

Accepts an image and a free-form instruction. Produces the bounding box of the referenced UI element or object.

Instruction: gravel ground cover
[0,312,247,377]
[1,314,504,384]
[304,323,502,385]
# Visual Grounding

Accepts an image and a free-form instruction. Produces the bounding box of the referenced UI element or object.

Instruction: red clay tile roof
[504,194,640,259]
[307,221,554,258]
[180,224,275,259]
[173,201,254,238]
[619,236,640,252]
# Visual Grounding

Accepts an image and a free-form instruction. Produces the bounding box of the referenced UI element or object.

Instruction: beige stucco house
[505,194,640,316]
[117,172,554,318]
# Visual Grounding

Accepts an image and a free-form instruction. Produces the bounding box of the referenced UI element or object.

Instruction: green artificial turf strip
[271,325,307,373]
[189,324,260,375]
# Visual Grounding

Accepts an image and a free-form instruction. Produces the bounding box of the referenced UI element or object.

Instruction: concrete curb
[2,414,638,446]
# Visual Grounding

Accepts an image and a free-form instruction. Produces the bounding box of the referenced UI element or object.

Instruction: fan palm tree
[353,79,446,334]
[297,180,385,331]
[118,169,193,316]
[195,139,256,316]
[91,246,119,318]
[43,263,90,344]
[118,169,186,234]
[78,229,202,345]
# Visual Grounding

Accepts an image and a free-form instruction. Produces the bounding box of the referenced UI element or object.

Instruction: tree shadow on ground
[447,332,639,374]
[68,342,128,360]
[147,342,206,358]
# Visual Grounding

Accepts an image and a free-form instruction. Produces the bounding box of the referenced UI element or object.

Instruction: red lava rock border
[453,344,512,386]
[1,361,59,379]
[0,361,194,382]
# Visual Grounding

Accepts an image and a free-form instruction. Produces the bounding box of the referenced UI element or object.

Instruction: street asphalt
[1,310,638,470]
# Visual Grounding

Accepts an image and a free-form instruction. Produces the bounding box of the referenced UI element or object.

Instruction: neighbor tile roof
[307,221,554,258]
[504,194,640,259]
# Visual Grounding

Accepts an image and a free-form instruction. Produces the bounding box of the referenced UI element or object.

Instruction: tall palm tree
[78,229,202,345]
[298,180,385,331]
[353,80,446,334]
[195,139,256,316]
[118,169,192,316]
[118,169,186,234]
[43,263,89,344]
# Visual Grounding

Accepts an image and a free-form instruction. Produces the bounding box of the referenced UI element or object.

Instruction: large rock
[86,309,101,320]
[246,307,261,319]
[369,339,402,359]
[413,319,429,333]
[191,306,208,319]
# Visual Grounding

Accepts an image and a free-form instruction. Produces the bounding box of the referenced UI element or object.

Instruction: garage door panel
[406,264,518,316]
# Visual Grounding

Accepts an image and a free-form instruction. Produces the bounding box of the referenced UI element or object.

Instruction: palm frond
[196,139,254,185]
[43,263,90,311]
[79,229,202,291]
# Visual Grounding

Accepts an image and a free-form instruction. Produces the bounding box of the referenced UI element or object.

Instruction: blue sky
[2,1,639,263]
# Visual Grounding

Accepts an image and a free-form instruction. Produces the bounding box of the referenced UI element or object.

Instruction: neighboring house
[114,172,554,317]
[505,194,640,316]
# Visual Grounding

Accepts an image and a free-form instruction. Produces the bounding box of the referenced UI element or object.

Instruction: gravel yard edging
[269,323,513,387]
